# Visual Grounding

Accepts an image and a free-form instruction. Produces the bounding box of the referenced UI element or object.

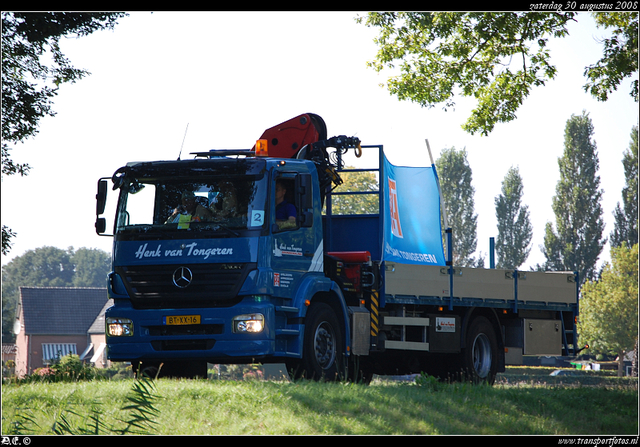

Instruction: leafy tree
[1,12,127,254]
[494,166,533,269]
[584,12,639,103]
[1,246,111,342]
[541,111,606,284]
[328,168,379,215]
[357,12,638,136]
[72,247,112,288]
[578,243,638,376]
[3,246,76,290]
[436,147,483,267]
[610,125,638,248]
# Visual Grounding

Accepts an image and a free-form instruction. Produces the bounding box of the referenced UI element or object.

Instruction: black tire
[133,361,160,379]
[134,361,207,379]
[300,302,345,381]
[462,316,498,384]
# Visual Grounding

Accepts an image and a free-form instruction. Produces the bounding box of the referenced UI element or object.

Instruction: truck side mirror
[95,217,107,234]
[298,174,313,210]
[95,178,113,236]
[96,179,108,215]
[298,174,313,228]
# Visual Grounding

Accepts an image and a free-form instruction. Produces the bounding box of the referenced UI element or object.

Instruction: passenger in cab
[275,179,296,229]
[166,191,213,225]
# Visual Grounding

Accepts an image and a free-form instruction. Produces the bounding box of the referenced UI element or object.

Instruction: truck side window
[275,178,297,231]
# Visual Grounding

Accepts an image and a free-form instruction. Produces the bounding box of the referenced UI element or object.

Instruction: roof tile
[19,287,109,335]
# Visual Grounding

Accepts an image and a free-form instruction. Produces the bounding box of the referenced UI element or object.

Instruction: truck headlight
[232,314,264,333]
[106,317,134,337]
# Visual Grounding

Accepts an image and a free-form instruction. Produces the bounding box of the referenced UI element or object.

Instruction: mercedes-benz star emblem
[172,267,193,288]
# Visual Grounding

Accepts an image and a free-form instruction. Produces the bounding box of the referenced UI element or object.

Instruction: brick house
[13,287,111,377]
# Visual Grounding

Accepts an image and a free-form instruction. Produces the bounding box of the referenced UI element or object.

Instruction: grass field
[2,367,637,436]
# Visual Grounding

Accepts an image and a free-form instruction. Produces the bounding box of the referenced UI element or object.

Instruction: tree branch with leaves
[357,12,638,136]
[1,12,127,254]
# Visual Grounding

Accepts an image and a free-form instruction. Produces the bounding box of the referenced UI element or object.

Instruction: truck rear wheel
[462,316,498,384]
[300,302,345,381]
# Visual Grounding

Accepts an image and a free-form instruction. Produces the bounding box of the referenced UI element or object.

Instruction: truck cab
[99,140,354,379]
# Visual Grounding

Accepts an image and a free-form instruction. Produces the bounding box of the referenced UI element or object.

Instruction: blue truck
[96,114,580,383]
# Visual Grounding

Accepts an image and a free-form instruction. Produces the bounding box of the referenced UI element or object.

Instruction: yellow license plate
[165,315,200,325]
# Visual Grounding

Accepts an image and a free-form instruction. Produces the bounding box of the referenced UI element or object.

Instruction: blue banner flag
[382,155,446,266]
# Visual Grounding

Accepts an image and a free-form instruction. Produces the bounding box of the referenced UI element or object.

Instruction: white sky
[2,11,638,271]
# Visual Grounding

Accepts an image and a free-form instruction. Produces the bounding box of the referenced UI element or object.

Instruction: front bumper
[105,300,280,363]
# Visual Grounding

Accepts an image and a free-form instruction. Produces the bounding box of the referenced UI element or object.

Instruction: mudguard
[291,273,352,358]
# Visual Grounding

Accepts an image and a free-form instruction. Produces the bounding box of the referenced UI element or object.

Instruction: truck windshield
[115,176,267,238]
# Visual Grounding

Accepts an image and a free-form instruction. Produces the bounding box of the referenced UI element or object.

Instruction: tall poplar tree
[541,111,606,284]
[610,125,638,248]
[436,147,483,267]
[494,166,533,269]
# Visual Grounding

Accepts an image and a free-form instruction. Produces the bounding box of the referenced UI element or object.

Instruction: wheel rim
[472,333,492,378]
[313,320,336,369]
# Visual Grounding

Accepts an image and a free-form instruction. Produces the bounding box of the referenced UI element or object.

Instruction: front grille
[116,263,255,309]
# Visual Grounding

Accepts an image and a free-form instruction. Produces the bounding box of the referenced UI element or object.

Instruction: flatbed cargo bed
[383,263,578,311]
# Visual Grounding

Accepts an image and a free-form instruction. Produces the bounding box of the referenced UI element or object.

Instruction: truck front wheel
[462,316,498,384]
[133,361,207,379]
[300,302,345,381]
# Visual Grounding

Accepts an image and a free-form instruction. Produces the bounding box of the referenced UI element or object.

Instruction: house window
[42,343,77,364]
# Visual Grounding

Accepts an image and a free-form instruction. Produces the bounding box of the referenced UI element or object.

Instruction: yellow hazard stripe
[370,291,379,336]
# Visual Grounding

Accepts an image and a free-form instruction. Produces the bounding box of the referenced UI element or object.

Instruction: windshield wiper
[212,223,240,237]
